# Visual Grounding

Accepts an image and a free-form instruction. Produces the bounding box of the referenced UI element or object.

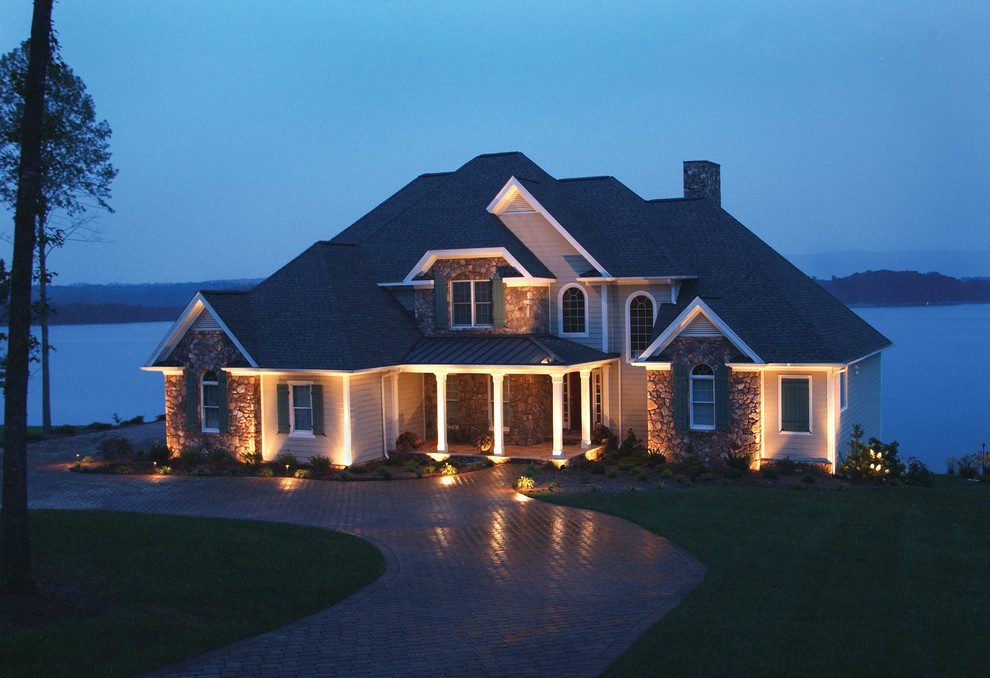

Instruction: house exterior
[144,152,891,472]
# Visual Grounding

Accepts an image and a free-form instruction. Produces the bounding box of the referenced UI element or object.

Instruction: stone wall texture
[647,337,761,465]
[164,331,261,458]
[414,257,549,335]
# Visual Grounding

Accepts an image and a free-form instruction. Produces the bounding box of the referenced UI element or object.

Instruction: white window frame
[689,364,716,431]
[562,374,570,429]
[838,369,848,411]
[558,283,589,337]
[446,374,460,429]
[288,381,315,438]
[625,291,657,361]
[593,369,603,426]
[200,371,220,434]
[487,376,510,432]
[450,279,493,328]
[778,374,813,435]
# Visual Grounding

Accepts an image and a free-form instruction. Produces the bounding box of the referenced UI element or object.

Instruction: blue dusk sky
[0,1,988,285]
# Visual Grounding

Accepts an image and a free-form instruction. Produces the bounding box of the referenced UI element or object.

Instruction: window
[593,370,603,425]
[451,280,492,327]
[780,376,811,433]
[201,371,220,432]
[839,370,848,411]
[487,376,509,431]
[446,375,459,428]
[291,383,314,434]
[628,293,655,358]
[560,285,587,335]
[690,364,715,430]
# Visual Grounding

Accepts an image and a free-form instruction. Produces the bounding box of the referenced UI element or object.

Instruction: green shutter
[217,370,230,434]
[492,274,505,328]
[311,384,324,435]
[715,364,730,431]
[672,362,688,430]
[276,383,290,434]
[185,369,199,433]
[433,271,448,329]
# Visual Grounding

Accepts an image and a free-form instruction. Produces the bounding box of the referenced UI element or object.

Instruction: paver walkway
[14,423,705,677]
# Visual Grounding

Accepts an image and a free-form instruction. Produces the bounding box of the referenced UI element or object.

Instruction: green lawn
[1,510,384,678]
[541,477,990,677]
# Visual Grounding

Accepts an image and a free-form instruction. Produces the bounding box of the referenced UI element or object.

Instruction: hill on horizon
[786,249,990,279]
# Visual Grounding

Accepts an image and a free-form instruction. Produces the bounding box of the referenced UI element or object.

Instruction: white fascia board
[399,357,617,375]
[633,297,763,365]
[144,293,258,369]
[140,366,184,375]
[488,177,611,278]
[504,277,554,287]
[377,281,435,289]
[223,365,389,377]
[401,247,537,284]
[847,348,887,366]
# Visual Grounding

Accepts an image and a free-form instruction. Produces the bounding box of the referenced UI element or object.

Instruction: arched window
[560,285,587,335]
[627,294,655,358]
[200,371,220,432]
[690,364,716,430]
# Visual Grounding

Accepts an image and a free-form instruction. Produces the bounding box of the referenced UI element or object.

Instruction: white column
[342,374,352,466]
[580,369,592,449]
[389,371,400,447]
[435,373,447,454]
[492,373,504,456]
[551,374,564,457]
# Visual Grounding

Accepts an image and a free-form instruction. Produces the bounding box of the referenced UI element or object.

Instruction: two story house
[145,152,891,472]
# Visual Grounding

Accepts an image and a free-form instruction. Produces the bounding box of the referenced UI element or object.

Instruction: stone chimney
[683,160,721,205]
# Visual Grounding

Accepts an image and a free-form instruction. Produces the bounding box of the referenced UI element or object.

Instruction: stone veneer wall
[413,257,549,335]
[163,331,261,458]
[647,337,761,464]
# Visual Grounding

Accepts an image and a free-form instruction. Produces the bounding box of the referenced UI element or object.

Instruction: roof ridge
[558,175,615,183]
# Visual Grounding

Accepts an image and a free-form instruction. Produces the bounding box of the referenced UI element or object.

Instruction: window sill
[779,429,813,436]
[201,428,219,434]
[289,431,315,439]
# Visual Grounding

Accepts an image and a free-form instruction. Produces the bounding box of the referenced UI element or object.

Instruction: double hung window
[291,383,314,433]
[451,281,492,327]
[201,371,220,432]
[689,365,715,430]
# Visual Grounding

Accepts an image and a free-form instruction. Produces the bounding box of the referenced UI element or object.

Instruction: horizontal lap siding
[397,372,425,440]
[350,373,384,465]
[763,370,828,460]
[839,353,883,451]
[262,374,344,463]
[619,361,649,443]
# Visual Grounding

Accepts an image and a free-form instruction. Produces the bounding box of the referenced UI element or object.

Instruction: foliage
[239,450,262,466]
[591,423,614,447]
[723,446,753,472]
[274,451,299,471]
[473,433,493,452]
[522,462,541,478]
[679,452,706,480]
[310,455,333,474]
[402,459,419,474]
[618,428,643,456]
[774,456,797,475]
[955,454,979,480]
[514,475,535,490]
[115,465,133,475]
[84,421,112,431]
[838,425,904,483]
[257,466,274,478]
[192,466,210,476]
[760,465,779,480]
[178,447,203,465]
[97,435,133,461]
[154,465,172,476]
[904,457,933,487]
[395,431,421,451]
[348,464,368,474]
[205,448,230,465]
[52,423,75,436]
[293,468,313,479]
[440,462,457,476]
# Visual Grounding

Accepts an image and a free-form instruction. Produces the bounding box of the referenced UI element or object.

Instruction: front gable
[145,293,257,368]
[635,297,762,365]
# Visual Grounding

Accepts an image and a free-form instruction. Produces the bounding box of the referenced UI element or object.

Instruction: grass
[540,476,990,677]
[1,510,384,678]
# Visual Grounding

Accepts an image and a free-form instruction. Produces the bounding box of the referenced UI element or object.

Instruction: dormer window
[451,280,492,327]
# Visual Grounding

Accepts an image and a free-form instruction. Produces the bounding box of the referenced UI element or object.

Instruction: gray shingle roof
[175,151,888,370]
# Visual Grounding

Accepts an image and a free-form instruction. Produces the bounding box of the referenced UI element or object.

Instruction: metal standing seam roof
[404,335,614,367]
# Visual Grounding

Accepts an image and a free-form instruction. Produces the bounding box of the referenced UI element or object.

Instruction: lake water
[2,307,988,471]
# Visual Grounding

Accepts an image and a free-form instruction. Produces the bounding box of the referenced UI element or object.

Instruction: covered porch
[399,335,616,459]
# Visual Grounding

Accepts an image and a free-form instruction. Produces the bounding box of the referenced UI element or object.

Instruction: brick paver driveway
[16,423,705,677]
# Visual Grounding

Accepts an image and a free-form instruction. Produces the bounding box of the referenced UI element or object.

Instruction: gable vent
[191,309,222,332]
[503,192,536,214]
[681,314,721,338]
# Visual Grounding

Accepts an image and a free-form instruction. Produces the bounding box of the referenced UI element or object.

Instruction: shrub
[80,456,94,464]
[522,462,541,478]
[589,461,607,475]
[348,464,369,474]
[660,466,674,479]
[802,473,816,484]
[258,466,274,478]
[700,472,713,482]
[618,428,643,456]
[674,474,688,485]
[775,456,797,476]
[680,452,706,480]
[336,470,351,481]
[514,475,535,490]
[591,423,614,447]
[760,465,779,480]
[838,425,905,483]
[311,455,334,474]
[294,468,313,479]
[224,467,242,477]
[423,464,436,475]
[121,415,144,426]
[904,457,933,487]
[379,468,392,480]
[84,421,113,431]
[98,436,134,461]
[402,459,419,474]
[723,447,754,472]
[607,470,618,478]
[636,471,649,481]
[155,465,173,476]
[178,447,203,465]
[53,424,76,436]
[69,462,94,473]
[647,450,667,466]
[546,480,561,492]
[192,466,211,476]
[206,448,230,465]
[395,431,421,451]
[440,462,457,476]
[956,454,979,479]
[945,456,957,474]
[275,451,299,471]
[115,465,133,475]
[240,450,263,466]
[148,441,172,464]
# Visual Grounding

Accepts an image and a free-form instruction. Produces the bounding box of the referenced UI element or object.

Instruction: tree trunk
[1,0,53,595]
[39,224,51,434]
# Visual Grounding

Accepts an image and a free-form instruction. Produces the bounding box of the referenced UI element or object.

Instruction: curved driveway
[18,423,704,678]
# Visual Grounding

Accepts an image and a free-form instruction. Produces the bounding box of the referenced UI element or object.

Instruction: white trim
[342,374,353,465]
[634,297,763,365]
[399,358,616,375]
[449,279,493,329]
[435,373,448,454]
[491,373,505,456]
[580,369,592,449]
[145,293,258,368]
[600,285,609,353]
[688,364,716,431]
[200,370,220,434]
[778,374,813,435]
[838,368,848,412]
[558,283,589,337]
[401,247,538,284]
[625,290,658,362]
[287,381,315,438]
[827,369,837,473]
[488,177,611,277]
[551,374,564,457]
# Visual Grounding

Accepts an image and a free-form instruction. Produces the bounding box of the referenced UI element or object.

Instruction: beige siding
[618,360,649,443]
[261,374,344,464]
[838,353,883,453]
[350,372,384,465]
[763,370,829,461]
[397,372,426,440]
